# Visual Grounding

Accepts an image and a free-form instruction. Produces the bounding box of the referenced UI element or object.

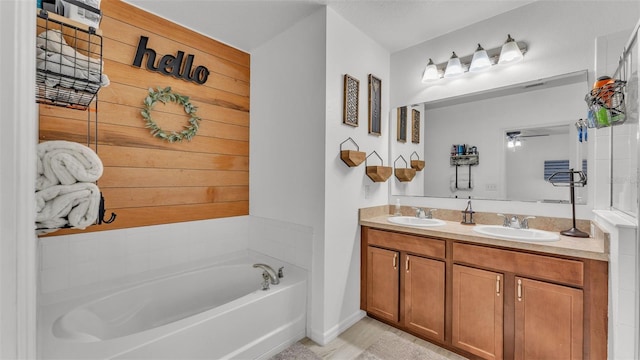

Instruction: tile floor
[300,316,467,359]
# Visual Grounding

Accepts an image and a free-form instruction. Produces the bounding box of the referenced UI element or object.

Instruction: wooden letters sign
[132,35,210,84]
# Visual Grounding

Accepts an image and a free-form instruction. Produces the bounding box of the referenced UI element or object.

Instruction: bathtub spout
[253,264,280,285]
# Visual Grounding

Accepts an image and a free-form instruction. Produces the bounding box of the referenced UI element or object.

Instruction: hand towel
[36,141,103,191]
[35,182,100,233]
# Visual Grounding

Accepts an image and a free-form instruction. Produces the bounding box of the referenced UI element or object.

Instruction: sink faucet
[253,263,280,285]
[497,214,536,229]
[413,207,437,219]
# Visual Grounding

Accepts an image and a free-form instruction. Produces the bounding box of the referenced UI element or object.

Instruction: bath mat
[356,331,464,360]
[270,341,322,360]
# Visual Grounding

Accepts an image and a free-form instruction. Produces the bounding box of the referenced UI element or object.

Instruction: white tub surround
[593,210,638,360]
[38,217,250,294]
[39,253,307,359]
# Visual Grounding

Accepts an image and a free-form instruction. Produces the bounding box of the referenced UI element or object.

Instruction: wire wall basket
[36,9,104,110]
[584,80,627,128]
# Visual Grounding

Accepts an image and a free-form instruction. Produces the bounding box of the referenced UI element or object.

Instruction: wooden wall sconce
[410,151,425,171]
[365,151,392,182]
[394,155,416,182]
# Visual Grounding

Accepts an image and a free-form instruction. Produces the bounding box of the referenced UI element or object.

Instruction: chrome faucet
[497,214,536,229]
[413,207,437,219]
[253,263,280,285]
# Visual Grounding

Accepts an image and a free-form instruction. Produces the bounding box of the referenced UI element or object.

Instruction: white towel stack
[450,175,474,192]
[36,141,104,235]
[36,29,109,104]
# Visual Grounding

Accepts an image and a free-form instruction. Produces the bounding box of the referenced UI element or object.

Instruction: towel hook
[97,192,117,224]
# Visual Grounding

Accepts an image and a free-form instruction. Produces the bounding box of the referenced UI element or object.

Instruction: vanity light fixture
[420,35,527,83]
[444,52,464,78]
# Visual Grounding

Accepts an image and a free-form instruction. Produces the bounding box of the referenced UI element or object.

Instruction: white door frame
[0,0,38,358]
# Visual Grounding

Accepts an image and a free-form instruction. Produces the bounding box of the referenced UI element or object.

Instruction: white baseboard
[308,310,366,346]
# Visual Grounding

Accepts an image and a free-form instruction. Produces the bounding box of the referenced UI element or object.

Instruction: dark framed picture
[368,74,381,136]
[412,109,420,144]
[343,74,359,126]
[397,107,407,142]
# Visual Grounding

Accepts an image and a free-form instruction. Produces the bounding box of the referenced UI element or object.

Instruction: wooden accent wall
[39,0,250,235]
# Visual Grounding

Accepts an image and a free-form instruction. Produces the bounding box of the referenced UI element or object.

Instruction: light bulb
[469,44,491,72]
[498,34,524,65]
[421,58,440,82]
[444,52,463,78]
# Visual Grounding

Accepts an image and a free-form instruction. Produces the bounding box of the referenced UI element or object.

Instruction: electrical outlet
[485,183,497,191]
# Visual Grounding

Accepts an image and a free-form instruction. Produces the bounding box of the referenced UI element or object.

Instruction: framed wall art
[343,74,359,126]
[412,109,420,144]
[368,74,381,136]
[397,106,407,142]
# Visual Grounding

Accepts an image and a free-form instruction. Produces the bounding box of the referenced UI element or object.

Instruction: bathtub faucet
[253,263,280,285]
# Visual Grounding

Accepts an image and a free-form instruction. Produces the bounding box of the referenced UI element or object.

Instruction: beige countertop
[360,213,609,262]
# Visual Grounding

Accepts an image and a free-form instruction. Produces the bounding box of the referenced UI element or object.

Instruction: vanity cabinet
[404,254,445,341]
[452,265,503,360]
[361,226,608,360]
[362,229,446,342]
[366,246,399,322]
[514,277,583,360]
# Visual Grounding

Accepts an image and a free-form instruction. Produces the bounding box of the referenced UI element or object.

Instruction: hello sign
[132,36,210,85]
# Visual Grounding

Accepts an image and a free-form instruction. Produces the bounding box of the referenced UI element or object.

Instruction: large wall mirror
[390,70,591,204]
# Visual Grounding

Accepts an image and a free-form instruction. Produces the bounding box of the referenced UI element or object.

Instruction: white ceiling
[125,0,536,53]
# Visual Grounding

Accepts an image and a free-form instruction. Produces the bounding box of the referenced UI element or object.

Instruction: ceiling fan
[506,130,550,139]
[506,130,548,148]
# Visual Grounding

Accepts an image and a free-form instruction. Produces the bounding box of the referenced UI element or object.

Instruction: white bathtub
[39,253,307,359]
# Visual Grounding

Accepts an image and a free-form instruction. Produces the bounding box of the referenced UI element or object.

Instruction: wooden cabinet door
[404,254,445,341]
[367,246,400,322]
[514,277,583,360]
[452,265,503,360]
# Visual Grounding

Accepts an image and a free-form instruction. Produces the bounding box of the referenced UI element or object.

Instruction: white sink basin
[388,216,446,227]
[473,225,560,242]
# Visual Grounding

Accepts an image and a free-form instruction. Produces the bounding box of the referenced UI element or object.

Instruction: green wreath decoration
[141,87,201,143]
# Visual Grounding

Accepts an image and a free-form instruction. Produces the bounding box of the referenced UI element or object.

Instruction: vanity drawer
[453,242,584,287]
[367,229,445,260]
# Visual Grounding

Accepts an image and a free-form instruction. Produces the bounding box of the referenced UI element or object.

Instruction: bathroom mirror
[390,70,590,204]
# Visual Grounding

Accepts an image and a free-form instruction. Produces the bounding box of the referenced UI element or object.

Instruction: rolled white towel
[36,29,103,74]
[35,182,101,234]
[36,141,103,191]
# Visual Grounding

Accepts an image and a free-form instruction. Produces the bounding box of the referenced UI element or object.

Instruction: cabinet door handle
[517,279,522,301]
[406,255,410,272]
[496,275,501,297]
[393,253,397,270]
